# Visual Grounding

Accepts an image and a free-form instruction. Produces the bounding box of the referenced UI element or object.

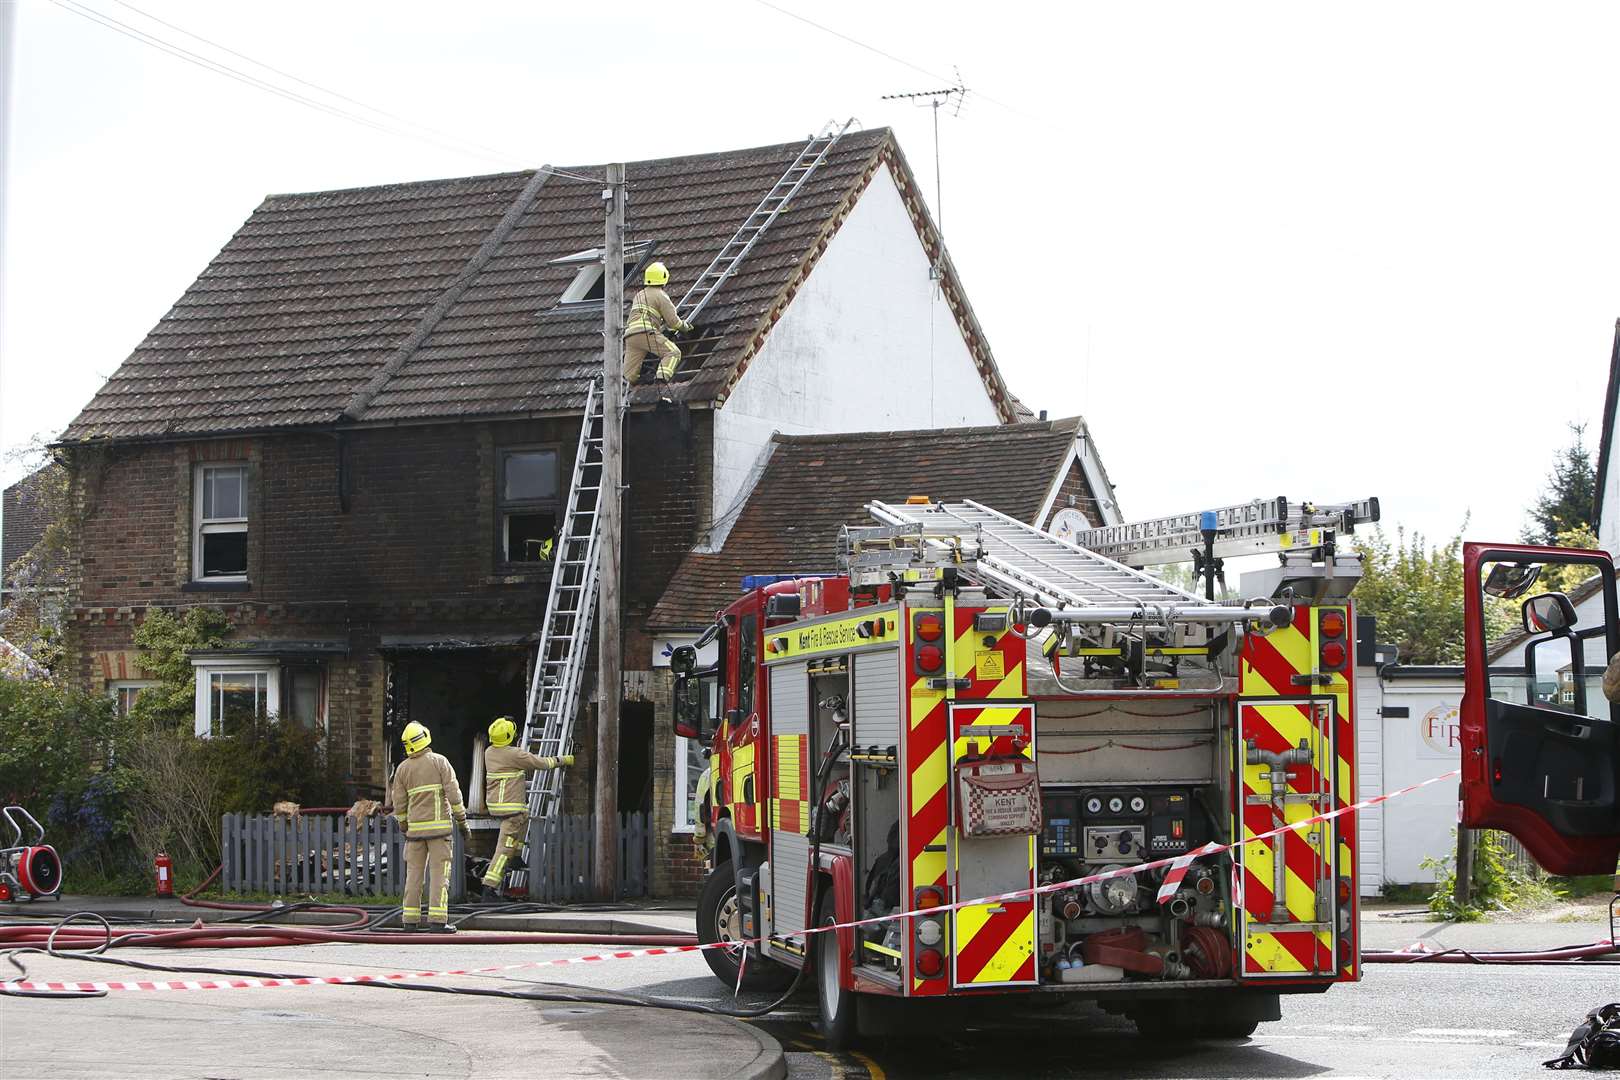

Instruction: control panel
[1040,786,1200,860]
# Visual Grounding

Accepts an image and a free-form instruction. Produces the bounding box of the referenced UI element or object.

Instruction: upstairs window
[499,448,559,566]
[194,464,249,581]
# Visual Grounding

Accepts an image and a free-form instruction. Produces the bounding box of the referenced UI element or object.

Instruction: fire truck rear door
[1460,543,1620,876]
[948,702,1038,989]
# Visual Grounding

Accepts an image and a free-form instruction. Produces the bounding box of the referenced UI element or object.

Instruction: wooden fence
[221,810,648,901]
[221,812,465,900]
[524,812,649,902]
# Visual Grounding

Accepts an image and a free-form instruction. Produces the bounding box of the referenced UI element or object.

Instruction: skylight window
[551,242,654,307]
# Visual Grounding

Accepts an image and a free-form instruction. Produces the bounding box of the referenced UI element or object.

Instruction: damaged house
[51,127,1122,892]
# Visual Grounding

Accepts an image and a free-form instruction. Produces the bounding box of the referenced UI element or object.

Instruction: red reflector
[0,883,10,901]
[914,887,944,909]
[916,644,943,673]
[1319,611,1346,638]
[1337,878,1352,905]
[1492,758,1503,783]
[915,615,943,642]
[1321,641,1346,668]
[1340,938,1354,967]
[916,948,945,978]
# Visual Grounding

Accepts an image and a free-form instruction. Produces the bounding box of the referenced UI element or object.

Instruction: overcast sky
[2,1,1617,553]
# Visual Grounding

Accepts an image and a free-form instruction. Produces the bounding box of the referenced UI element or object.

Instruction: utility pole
[593,163,626,900]
[1454,825,1473,911]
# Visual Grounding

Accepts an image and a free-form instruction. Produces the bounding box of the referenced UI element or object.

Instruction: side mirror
[672,674,702,741]
[1485,563,1542,600]
[1522,591,1578,634]
[670,644,698,676]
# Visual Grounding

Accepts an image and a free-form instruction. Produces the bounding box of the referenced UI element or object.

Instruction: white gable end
[708,163,1002,545]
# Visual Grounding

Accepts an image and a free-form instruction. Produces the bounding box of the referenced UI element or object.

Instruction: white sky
[2,0,1617,552]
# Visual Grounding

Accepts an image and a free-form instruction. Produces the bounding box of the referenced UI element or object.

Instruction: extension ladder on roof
[510,377,613,889]
[864,499,1209,614]
[675,118,855,326]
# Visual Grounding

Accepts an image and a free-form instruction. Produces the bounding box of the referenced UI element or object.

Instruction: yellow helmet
[489,716,516,747]
[644,261,670,287]
[401,721,431,755]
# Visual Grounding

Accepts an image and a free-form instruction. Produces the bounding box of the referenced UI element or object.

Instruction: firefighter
[390,721,469,933]
[1604,653,1620,703]
[479,716,574,901]
[622,261,692,389]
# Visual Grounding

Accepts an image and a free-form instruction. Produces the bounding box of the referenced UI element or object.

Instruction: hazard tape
[3,768,1462,995]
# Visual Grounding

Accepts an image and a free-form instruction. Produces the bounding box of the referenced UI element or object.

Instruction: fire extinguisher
[154,852,173,898]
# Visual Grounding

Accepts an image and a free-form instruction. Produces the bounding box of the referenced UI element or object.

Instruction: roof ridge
[339,168,553,422]
[266,168,537,203]
[772,419,1066,447]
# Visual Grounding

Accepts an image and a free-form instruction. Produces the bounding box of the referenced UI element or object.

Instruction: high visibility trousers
[623,331,681,383]
[402,835,453,926]
[482,811,530,887]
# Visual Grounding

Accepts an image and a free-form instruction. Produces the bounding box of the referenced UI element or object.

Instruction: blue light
[1199,511,1219,533]
[740,574,801,591]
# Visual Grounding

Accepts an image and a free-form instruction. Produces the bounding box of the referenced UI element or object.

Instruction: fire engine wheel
[813,893,857,1050]
[696,866,793,991]
[1129,1000,1262,1041]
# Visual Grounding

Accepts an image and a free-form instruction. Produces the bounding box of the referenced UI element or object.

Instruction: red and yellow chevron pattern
[1236,604,1357,981]
[770,734,809,834]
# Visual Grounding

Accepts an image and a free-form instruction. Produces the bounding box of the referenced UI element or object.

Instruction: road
[1,911,1613,1079]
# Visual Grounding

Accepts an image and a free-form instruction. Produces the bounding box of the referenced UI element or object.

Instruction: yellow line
[813,1050,847,1078]
[850,1050,887,1079]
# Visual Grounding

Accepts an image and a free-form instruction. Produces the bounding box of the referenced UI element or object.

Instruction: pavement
[2,896,1615,1079]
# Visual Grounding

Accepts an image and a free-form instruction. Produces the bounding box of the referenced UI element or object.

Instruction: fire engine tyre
[696,865,793,991]
[1128,996,1268,1041]
[813,892,857,1050]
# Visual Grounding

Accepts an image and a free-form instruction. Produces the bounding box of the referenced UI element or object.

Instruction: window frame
[193,462,250,582]
[192,660,278,737]
[497,444,562,569]
[108,679,160,718]
[281,663,328,732]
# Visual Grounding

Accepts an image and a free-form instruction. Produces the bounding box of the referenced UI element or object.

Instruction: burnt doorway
[383,647,526,798]
[619,699,654,814]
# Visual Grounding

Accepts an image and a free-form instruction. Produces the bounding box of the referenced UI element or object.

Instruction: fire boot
[481,883,502,903]
[429,923,458,935]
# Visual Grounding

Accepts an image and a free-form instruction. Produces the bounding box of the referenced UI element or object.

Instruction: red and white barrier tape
[4,768,1463,995]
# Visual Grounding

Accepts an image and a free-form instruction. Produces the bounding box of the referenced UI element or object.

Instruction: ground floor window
[108,679,160,718]
[191,661,328,737]
[673,735,706,833]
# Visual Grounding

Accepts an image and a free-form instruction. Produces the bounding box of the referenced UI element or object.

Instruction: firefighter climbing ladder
[675,118,854,325]
[511,377,610,887]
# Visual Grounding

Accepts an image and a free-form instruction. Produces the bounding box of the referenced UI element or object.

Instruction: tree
[1524,423,1596,546]
[1353,524,1518,665]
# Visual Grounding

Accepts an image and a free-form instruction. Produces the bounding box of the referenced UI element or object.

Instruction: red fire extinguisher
[154,851,173,898]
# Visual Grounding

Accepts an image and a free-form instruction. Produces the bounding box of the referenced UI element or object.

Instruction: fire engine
[672,497,1384,1045]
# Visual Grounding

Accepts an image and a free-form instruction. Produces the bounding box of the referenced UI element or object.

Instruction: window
[194,464,249,580]
[499,448,559,565]
[109,680,159,718]
[737,614,757,716]
[551,243,653,306]
[672,675,720,833]
[282,665,326,730]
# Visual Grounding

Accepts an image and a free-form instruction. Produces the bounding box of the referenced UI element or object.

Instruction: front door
[1460,543,1620,875]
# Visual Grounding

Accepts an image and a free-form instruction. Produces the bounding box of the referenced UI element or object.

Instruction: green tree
[128,607,228,728]
[1353,524,1517,665]
[1524,423,1596,545]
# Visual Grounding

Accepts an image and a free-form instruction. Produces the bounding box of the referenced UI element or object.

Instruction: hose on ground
[1362,939,1620,965]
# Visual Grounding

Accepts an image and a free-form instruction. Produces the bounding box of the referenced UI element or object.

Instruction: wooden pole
[1454,826,1473,911]
[594,163,625,899]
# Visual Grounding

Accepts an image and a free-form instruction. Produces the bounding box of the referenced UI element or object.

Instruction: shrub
[1423,829,1564,920]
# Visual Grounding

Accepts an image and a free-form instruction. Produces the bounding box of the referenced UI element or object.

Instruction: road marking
[812,1050,846,1078]
[850,1049,886,1079]
[1284,1024,1375,1033]
[1410,1028,1519,1038]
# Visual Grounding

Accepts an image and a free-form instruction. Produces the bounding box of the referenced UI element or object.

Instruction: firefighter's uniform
[622,262,692,384]
[481,716,572,898]
[390,722,468,931]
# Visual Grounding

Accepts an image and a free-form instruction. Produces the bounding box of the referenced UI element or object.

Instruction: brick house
[49,127,1117,893]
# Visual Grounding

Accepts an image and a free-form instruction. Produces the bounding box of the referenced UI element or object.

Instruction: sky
[2,0,1618,553]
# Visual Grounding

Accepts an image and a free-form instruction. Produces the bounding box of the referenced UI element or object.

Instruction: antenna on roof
[882,70,966,241]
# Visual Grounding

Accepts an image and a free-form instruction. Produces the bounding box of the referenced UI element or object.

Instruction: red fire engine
[670,501,1620,1046]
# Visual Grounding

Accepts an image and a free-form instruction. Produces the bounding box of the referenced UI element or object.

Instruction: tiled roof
[648,418,1086,628]
[2,465,63,586]
[63,128,1017,441]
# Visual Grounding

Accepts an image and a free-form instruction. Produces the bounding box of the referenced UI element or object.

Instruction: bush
[1423,829,1564,920]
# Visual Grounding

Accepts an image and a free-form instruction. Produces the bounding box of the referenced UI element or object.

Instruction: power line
[47,0,546,170]
[749,0,1033,119]
[102,0,524,167]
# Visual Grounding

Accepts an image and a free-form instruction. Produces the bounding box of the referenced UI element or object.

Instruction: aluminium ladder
[865,499,1210,616]
[675,119,855,326]
[1070,496,1381,568]
[510,377,612,889]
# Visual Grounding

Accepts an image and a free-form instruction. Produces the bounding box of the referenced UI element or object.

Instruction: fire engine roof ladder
[1070,496,1381,567]
[863,499,1286,630]
[511,376,611,889]
[674,119,854,326]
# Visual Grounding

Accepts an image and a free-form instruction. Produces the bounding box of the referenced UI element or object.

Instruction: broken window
[499,448,559,565]
[194,463,249,580]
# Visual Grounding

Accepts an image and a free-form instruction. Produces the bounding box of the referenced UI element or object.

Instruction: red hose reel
[1,806,63,902]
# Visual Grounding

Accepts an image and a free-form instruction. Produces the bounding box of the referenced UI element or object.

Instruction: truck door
[1460,542,1620,875]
